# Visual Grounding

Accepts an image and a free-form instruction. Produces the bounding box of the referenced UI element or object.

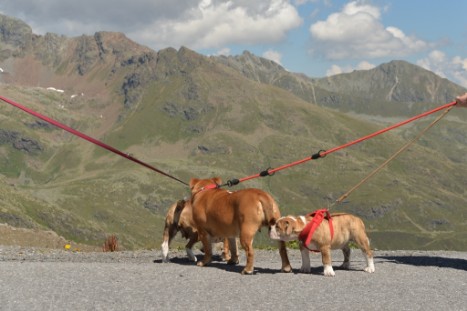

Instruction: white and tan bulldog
[160,199,232,263]
[190,177,292,275]
[269,212,375,276]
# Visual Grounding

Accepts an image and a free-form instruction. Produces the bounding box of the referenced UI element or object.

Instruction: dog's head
[189,177,222,195]
[269,216,302,241]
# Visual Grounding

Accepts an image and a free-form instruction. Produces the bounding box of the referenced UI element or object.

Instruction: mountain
[0,14,466,251]
[217,51,466,116]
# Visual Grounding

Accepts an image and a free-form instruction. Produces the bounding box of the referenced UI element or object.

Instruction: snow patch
[47,87,65,93]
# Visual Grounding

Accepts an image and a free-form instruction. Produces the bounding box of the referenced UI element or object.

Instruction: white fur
[269,224,299,241]
[323,264,335,277]
[299,216,306,225]
[269,225,279,240]
[161,241,169,263]
[364,256,375,273]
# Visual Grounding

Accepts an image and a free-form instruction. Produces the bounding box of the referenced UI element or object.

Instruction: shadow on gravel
[154,255,365,275]
[154,255,287,274]
[378,256,467,271]
[153,254,224,265]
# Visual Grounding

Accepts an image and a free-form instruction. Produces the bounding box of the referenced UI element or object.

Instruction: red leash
[219,101,457,188]
[298,209,333,252]
[0,95,188,186]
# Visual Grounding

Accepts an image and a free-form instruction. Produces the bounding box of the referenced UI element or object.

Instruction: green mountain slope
[0,14,466,250]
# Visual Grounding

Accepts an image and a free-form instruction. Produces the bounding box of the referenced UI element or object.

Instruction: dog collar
[191,182,220,198]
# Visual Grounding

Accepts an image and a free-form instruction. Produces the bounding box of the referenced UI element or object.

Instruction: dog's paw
[197,261,209,267]
[282,265,292,273]
[241,269,254,275]
[323,265,335,277]
[186,248,197,262]
[227,258,239,265]
[299,266,311,274]
[340,262,350,270]
[161,257,170,263]
[364,266,375,273]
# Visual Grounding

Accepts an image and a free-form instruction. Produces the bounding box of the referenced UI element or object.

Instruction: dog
[269,211,375,276]
[161,199,232,263]
[190,177,292,275]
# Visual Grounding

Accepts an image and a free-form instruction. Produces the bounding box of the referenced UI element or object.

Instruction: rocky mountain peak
[0,14,33,58]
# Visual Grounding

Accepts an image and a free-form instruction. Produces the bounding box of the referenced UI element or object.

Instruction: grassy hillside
[1,71,465,251]
[0,15,465,250]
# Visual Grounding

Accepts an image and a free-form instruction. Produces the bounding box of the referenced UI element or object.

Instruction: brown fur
[190,177,291,274]
[270,213,375,276]
[161,199,231,263]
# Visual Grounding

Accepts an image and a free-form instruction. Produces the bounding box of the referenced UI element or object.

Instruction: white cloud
[0,0,194,34]
[294,0,321,5]
[214,48,231,56]
[0,0,302,50]
[326,60,375,76]
[262,50,282,65]
[309,1,429,60]
[326,64,349,76]
[417,50,467,88]
[132,0,302,50]
[356,60,376,70]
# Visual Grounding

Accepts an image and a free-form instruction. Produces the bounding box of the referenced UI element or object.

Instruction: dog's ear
[212,177,222,185]
[286,220,294,235]
[189,178,199,189]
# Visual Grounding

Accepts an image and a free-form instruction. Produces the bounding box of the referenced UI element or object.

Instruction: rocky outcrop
[0,129,43,154]
[0,14,33,59]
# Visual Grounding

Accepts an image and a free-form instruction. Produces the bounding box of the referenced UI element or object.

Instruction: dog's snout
[269,225,279,240]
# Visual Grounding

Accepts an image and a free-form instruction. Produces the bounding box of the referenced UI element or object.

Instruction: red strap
[298,209,333,252]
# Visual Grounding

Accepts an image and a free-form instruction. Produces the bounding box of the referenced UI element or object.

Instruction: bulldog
[190,177,292,275]
[161,199,232,263]
[269,212,375,276]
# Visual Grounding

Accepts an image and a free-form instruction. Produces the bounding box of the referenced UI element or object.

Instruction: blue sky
[1,0,466,87]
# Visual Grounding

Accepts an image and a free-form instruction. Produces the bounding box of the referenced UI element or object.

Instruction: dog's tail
[161,200,185,262]
[162,200,185,242]
[259,193,281,227]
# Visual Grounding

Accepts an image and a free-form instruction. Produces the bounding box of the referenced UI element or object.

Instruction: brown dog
[190,177,291,274]
[269,212,375,276]
[161,199,232,263]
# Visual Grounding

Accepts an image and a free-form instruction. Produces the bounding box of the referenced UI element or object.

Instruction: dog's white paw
[323,265,335,277]
[161,241,170,263]
[364,258,375,273]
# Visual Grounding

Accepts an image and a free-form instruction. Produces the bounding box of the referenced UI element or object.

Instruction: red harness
[298,209,333,252]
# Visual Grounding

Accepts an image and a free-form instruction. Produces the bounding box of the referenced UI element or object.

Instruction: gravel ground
[1,245,466,311]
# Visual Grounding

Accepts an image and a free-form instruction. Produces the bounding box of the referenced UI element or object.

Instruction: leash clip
[311,149,326,160]
[260,167,274,177]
